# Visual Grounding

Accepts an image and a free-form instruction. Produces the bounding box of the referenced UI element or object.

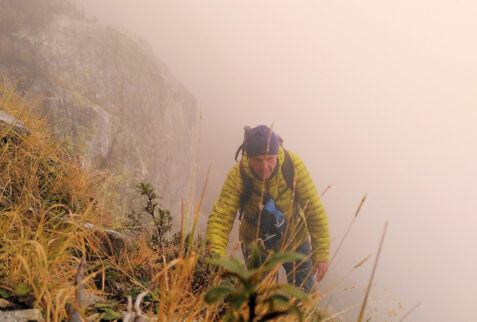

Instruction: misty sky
[82,1,477,321]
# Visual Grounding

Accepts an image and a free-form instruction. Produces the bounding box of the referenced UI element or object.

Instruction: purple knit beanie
[244,125,279,157]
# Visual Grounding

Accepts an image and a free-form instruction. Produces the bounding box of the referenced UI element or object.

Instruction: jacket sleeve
[205,164,242,257]
[292,153,330,262]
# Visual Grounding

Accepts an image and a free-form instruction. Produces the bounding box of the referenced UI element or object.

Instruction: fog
[83,1,477,321]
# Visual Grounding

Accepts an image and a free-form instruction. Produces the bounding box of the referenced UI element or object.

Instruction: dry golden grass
[0,84,115,320]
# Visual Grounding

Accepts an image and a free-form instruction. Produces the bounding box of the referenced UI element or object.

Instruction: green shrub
[205,243,311,322]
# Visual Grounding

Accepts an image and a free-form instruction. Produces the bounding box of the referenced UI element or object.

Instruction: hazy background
[82,1,477,321]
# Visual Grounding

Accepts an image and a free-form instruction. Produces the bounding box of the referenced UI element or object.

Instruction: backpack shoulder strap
[235,143,244,162]
[281,149,300,214]
[281,148,295,191]
[239,160,254,217]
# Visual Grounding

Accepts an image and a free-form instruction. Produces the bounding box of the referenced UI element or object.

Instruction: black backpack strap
[281,149,295,191]
[239,160,254,220]
[280,149,300,219]
[235,143,244,162]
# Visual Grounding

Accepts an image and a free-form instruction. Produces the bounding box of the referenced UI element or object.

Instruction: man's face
[249,154,278,179]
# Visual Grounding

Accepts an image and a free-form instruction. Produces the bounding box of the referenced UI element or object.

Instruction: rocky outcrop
[0,1,199,216]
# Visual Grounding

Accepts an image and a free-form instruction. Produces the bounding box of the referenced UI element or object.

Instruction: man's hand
[313,261,329,282]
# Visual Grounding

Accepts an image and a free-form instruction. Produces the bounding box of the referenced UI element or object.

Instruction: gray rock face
[0,8,199,217]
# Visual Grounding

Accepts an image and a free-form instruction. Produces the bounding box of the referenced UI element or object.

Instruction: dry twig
[68,258,87,322]
[357,221,389,322]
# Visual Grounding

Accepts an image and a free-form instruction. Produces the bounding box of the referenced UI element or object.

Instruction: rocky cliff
[0,0,199,217]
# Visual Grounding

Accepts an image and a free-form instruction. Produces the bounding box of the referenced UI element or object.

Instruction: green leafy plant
[205,244,311,322]
[126,210,143,238]
[91,302,121,321]
[120,183,222,309]
[136,182,173,250]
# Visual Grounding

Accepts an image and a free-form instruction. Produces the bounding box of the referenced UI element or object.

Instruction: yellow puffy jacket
[206,146,330,263]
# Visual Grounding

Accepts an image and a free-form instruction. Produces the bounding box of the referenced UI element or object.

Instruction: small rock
[0,309,43,321]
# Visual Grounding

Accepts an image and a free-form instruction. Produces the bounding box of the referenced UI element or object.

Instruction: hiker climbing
[206,125,330,292]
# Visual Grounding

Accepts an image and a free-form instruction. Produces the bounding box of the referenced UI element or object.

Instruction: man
[206,125,330,292]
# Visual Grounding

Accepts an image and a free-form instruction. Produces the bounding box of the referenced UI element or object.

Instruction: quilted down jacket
[206,146,330,262]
